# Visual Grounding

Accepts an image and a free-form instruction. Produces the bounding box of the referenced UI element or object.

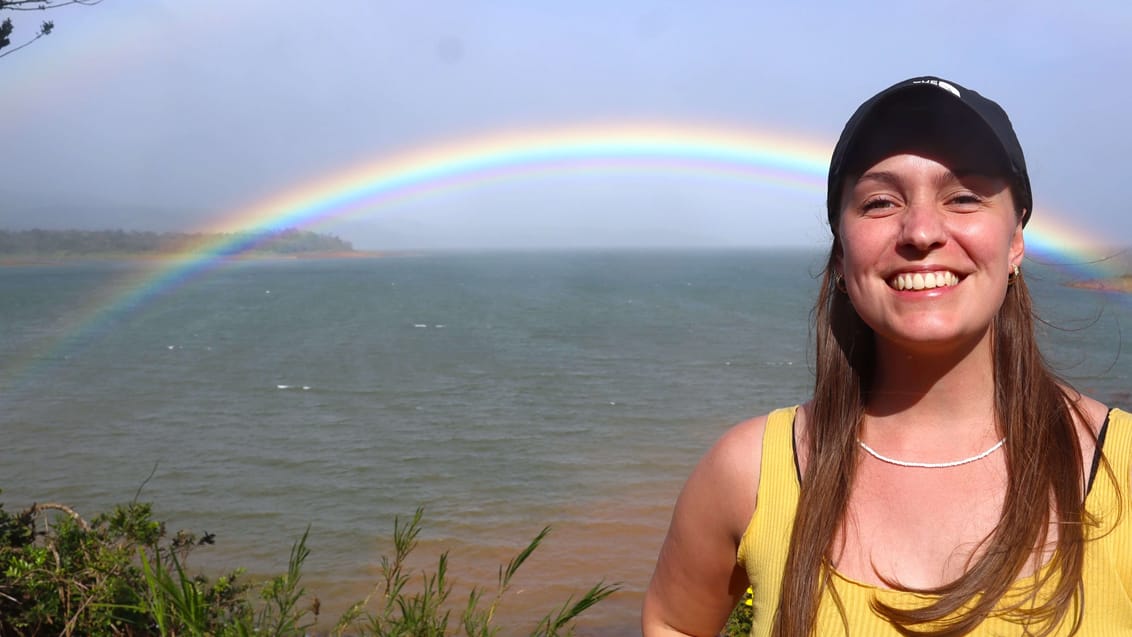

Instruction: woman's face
[835,142,1024,355]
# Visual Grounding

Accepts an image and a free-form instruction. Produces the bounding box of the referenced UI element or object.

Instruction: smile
[889,271,959,291]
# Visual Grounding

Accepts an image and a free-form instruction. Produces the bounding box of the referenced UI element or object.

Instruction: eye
[861,197,898,214]
[947,192,983,211]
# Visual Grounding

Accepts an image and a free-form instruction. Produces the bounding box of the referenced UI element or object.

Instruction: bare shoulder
[642,409,784,636]
[662,409,790,544]
[1062,386,1110,435]
[1068,393,1132,490]
[1058,388,1112,484]
[707,412,771,474]
[679,413,771,531]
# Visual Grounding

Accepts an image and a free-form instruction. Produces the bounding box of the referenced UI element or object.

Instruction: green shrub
[0,492,617,636]
[722,586,754,636]
[333,508,617,637]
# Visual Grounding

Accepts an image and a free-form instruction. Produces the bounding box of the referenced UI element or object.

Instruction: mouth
[888,270,960,291]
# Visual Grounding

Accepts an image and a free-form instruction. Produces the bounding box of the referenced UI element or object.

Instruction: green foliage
[253,529,314,636]
[139,549,209,635]
[0,496,246,636]
[1,500,145,635]
[722,587,754,637]
[0,494,618,636]
[335,507,619,637]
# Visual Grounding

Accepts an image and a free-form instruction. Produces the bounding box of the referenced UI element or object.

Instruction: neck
[866,332,997,432]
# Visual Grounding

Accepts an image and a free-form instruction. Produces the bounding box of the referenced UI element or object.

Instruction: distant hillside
[0,228,354,257]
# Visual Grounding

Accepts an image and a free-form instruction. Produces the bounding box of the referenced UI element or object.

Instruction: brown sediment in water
[214,490,678,637]
[1068,275,1132,293]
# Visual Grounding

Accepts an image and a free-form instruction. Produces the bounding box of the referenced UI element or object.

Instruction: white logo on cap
[912,78,961,97]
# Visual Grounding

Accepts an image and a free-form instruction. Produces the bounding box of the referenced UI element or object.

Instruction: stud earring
[1007,264,1021,285]
[834,273,847,293]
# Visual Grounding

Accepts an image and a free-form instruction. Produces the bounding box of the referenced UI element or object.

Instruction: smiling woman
[642,77,1132,636]
[836,147,1023,352]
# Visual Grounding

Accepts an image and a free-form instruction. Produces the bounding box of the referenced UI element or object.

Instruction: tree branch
[0,0,104,11]
[23,502,91,532]
[0,25,45,57]
[0,0,100,58]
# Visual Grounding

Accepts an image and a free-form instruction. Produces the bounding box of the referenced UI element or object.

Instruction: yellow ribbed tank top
[737,406,1132,635]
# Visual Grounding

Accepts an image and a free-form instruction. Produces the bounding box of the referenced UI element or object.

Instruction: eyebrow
[854,168,1001,188]
[854,170,901,186]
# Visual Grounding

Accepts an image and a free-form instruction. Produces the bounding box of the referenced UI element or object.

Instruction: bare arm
[642,415,768,636]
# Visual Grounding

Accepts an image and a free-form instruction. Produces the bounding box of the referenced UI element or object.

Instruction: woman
[642,76,1132,636]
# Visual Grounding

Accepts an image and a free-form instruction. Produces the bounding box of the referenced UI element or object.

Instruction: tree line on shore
[0,228,355,257]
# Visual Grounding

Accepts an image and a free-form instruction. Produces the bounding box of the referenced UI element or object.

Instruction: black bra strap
[1087,409,1113,495]
[791,411,802,485]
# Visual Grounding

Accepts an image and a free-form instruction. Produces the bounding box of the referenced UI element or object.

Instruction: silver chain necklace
[857,437,1006,469]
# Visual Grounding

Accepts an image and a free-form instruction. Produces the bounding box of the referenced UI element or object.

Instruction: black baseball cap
[826,76,1032,227]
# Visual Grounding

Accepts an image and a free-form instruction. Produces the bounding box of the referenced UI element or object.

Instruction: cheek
[956,222,1017,265]
[836,230,882,278]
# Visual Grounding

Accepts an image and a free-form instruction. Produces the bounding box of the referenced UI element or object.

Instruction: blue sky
[1,1,1130,250]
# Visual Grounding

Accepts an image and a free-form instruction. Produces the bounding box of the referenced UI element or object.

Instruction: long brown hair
[772,230,1093,636]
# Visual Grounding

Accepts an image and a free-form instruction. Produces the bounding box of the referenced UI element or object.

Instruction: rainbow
[1024,215,1129,281]
[204,122,830,233]
[4,122,1128,391]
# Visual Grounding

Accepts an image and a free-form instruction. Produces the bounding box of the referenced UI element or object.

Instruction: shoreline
[1067,275,1132,293]
[8,253,1131,296]
[0,250,395,267]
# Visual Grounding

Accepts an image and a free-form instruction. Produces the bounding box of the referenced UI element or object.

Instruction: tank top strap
[1101,408,1132,479]
[1092,408,1132,605]
[1089,408,1132,523]
[761,406,802,495]
[737,405,801,636]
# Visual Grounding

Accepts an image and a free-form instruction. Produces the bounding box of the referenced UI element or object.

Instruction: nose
[898,198,947,252]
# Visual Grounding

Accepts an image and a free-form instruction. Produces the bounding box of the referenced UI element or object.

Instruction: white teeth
[890,271,958,291]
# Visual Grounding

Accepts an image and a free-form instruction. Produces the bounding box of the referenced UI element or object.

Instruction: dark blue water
[2,249,1129,634]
